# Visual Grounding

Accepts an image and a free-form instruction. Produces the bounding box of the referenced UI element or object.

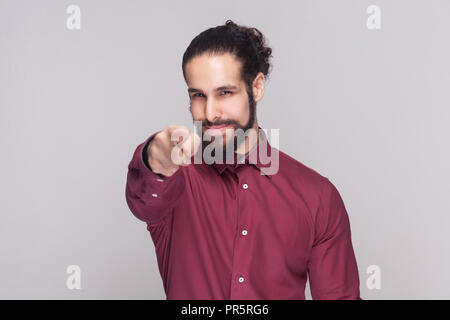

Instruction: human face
[185,53,256,155]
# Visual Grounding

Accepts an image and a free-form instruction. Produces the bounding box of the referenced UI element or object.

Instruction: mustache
[202,119,239,127]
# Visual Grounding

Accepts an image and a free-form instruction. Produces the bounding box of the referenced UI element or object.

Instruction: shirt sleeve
[125,131,186,224]
[307,178,362,300]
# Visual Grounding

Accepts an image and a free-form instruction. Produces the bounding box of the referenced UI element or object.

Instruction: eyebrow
[187,85,238,94]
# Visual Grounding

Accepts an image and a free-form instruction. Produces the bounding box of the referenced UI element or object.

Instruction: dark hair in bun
[182,19,273,92]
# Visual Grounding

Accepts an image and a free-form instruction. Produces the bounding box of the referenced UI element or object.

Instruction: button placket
[230,172,252,298]
[241,180,249,237]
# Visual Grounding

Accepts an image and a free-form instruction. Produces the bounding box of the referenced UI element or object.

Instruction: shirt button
[242,229,248,236]
[151,193,158,198]
[242,183,248,190]
[238,276,245,283]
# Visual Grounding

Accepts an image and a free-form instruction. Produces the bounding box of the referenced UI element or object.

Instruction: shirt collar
[211,126,274,179]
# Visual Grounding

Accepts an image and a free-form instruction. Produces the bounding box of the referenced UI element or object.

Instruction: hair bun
[225,20,273,78]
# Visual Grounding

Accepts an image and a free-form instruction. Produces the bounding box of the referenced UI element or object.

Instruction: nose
[205,96,222,124]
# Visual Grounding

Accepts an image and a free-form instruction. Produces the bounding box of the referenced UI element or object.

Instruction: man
[125,20,362,300]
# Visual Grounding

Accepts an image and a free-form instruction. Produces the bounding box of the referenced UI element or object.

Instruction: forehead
[185,52,244,90]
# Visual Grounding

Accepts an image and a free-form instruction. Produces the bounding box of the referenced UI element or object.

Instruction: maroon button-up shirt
[125,127,361,300]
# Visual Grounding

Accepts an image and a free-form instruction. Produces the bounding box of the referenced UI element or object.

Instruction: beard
[190,85,256,164]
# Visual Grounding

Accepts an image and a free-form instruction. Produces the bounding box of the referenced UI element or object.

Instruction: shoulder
[276,150,349,234]
[274,149,343,212]
[276,149,330,189]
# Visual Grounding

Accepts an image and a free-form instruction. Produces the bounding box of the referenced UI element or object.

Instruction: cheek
[191,106,204,119]
[226,96,249,120]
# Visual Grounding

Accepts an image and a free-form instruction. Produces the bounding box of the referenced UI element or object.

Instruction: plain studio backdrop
[1,0,449,299]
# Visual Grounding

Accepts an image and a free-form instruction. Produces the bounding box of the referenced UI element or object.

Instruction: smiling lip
[208,125,228,129]
[206,125,232,135]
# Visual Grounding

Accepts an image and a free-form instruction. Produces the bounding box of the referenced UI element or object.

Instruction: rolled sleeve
[125,131,186,224]
[307,178,362,300]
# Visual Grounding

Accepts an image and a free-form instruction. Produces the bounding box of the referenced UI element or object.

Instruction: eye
[192,93,205,98]
[220,91,232,95]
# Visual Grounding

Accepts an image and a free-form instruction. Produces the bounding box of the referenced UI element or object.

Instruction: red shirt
[125,127,362,299]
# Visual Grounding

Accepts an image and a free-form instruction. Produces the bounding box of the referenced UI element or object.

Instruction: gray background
[1,0,449,299]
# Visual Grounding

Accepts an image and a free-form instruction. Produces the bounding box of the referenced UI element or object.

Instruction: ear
[252,72,265,102]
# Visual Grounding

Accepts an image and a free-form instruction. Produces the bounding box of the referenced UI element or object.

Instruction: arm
[125,131,186,224]
[307,179,362,300]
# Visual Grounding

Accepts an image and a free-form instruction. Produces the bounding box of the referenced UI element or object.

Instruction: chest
[174,167,315,257]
